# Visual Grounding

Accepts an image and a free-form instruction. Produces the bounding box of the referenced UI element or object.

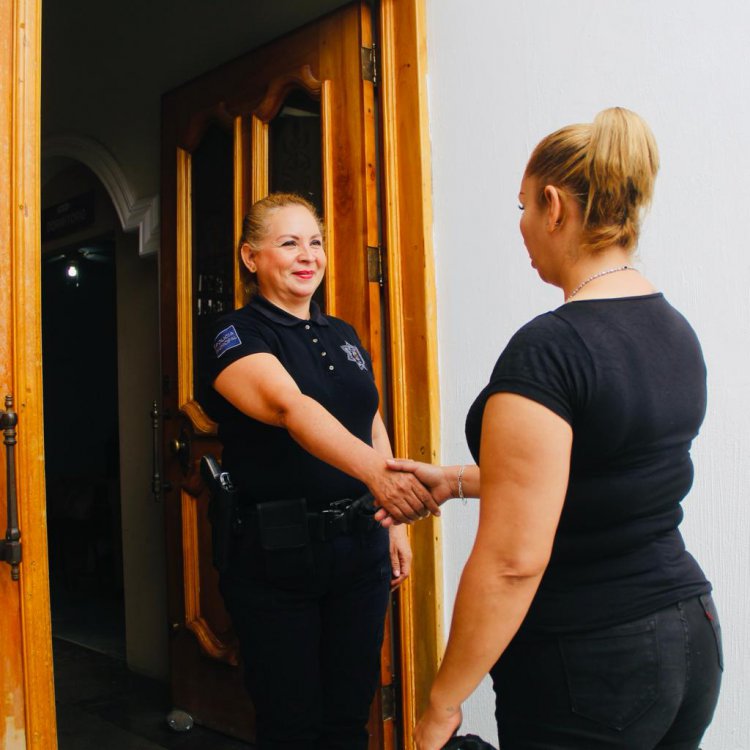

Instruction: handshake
[368,458,471,526]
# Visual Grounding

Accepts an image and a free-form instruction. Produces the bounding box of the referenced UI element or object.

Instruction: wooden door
[0,1,57,749]
[160,3,395,745]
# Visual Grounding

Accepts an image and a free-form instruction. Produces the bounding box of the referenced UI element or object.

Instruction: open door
[159,2,395,745]
[0,1,57,749]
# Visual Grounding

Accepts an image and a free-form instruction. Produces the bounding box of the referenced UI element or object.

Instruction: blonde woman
[204,193,437,749]
[389,109,722,750]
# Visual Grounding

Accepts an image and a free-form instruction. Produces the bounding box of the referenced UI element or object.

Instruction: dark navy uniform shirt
[203,295,379,511]
[466,293,711,633]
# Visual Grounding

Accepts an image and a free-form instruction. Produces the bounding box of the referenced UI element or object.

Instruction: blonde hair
[525,107,659,255]
[238,192,323,297]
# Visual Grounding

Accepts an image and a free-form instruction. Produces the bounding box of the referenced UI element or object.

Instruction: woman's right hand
[372,459,453,526]
[387,459,454,505]
[368,463,442,523]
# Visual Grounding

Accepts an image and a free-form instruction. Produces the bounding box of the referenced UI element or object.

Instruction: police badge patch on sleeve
[340,341,368,371]
[214,325,242,358]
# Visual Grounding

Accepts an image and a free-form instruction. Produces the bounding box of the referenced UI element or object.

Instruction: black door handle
[0,395,22,581]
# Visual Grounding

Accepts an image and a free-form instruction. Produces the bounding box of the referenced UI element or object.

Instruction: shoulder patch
[214,325,242,358]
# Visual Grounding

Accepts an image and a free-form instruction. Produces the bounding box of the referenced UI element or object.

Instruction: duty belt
[239,493,380,542]
[311,495,380,540]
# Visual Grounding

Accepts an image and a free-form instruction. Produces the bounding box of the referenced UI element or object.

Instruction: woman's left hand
[415,701,462,750]
[389,525,412,589]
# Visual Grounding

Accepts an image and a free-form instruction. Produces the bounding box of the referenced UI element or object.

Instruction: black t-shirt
[203,296,379,510]
[465,293,711,633]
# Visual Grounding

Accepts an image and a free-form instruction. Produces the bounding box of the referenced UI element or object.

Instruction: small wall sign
[42,191,95,241]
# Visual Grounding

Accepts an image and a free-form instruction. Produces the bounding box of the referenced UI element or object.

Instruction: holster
[200,455,240,575]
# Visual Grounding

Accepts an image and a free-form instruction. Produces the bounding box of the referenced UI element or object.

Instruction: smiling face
[242,204,326,314]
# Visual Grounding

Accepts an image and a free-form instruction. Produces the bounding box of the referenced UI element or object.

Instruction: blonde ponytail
[526,107,659,255]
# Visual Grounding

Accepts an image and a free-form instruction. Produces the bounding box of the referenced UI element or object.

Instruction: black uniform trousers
[220,522,391,750]
[490,594,723,750]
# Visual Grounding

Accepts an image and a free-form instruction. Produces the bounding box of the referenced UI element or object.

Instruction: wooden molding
[250,115,269,205]
[253,64,322,123]
[180,101,233,154]
[7,0,58,747]
[176,148,194,405]
[180,491,239,666]
[180,399,218,437]
[185,616,239,666]
[379,0,443,742]
[320,79,336,313]
[234,116,249,307]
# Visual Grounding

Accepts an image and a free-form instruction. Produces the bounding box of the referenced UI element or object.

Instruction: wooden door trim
[5,0,58,747]
[379,0,443,743]
[176,147,194,404]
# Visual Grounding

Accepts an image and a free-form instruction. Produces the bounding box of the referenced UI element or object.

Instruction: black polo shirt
[202,295,379,510]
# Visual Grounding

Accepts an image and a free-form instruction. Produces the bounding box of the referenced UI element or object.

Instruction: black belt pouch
[255,498,312,578]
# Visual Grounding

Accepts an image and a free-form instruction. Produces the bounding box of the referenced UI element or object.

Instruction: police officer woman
[204,192,437,750]
[388,108,722,750]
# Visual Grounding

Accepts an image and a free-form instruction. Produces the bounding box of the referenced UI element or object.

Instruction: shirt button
[305,324,311,330]
[321,352,327,357]
[329,365,335,371]
[312,338,318,343]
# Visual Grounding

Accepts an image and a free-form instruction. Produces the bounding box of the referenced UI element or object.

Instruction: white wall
[426,1,750,747]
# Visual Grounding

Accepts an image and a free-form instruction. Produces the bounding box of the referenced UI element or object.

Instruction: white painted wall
[425,1,750,747]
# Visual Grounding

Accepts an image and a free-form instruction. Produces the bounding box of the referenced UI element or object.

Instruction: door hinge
[381,683,396,722]
[367,245,383,286]
[361,44,377,85]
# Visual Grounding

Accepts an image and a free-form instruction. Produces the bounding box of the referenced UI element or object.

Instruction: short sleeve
[481,312,594,425]
[204,312,275,383]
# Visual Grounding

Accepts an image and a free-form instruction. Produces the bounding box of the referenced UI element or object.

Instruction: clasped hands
[369,458,453,526]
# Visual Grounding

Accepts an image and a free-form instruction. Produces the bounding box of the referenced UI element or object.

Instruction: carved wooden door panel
[160,3,395,745]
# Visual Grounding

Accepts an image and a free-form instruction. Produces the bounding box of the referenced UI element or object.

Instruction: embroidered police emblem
[214,325,242,358]
[340,341,367,371]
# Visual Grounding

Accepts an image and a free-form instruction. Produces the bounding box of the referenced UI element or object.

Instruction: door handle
[0,395,22,581]
[151,400,172,502]
[169,424,192,475]
[170,437,187,455]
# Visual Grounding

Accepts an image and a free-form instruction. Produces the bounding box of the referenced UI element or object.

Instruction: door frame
[378,1,442,744]
[6,0,440,747]
[2,0,57,747]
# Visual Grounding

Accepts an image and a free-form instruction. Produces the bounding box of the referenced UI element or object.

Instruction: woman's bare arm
[415,392,572,749]
[214,352,440,522]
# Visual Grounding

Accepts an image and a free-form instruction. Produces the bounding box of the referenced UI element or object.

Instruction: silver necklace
[565,265,634,302]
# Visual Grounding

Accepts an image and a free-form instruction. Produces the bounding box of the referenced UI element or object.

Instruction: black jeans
[219,524,391,750]
[490,595,723,750]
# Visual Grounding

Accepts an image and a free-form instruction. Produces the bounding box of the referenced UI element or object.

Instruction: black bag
[442,735,497,750]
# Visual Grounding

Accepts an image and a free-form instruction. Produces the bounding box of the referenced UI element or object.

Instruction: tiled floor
[54,639,252,750]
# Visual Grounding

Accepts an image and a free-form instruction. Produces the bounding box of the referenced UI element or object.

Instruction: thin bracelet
[457,464,466,504]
